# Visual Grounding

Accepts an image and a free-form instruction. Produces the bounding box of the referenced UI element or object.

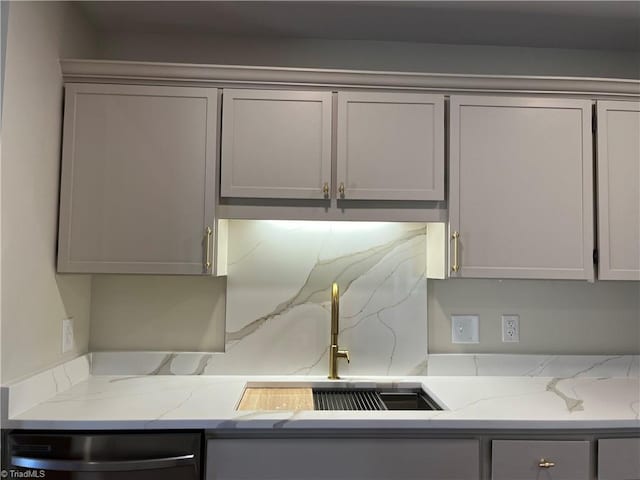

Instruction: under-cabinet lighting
[263,220,399,233]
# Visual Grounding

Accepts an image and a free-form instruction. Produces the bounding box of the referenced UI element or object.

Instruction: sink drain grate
[313,390,387,411]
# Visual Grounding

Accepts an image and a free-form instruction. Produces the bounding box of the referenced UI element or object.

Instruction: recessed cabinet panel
[598,438,640,480]
[207,438,480,480]
[221,89,332,199]
[58,83,219,275]
[492,440,591,480]
[449,96,594,280]
[597,101,640,280]
[337,92,445,200]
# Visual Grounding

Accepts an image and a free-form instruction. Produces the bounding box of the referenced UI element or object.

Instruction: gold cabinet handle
[338,182,345,198]
[322,182,330,198]
[538,458,555,469]
[451,231,460,273]
[204,226,213,271]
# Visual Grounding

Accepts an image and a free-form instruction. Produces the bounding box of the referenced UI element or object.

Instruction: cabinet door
[492,440,591,480]
[58,83,219,275]
[207,438,480,479]
[598,438,640,480]
[449,96,594,280]
[221,89,332,199]
[596,101,640,280]
[336,92,444,200]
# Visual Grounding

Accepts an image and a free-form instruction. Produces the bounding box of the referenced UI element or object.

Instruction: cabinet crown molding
[61,59,640,98]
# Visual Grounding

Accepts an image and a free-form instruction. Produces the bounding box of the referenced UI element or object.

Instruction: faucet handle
[338,350,350,363]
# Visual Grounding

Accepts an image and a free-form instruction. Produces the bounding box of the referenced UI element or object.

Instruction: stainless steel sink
[243,381,445,411]
[312,387,442,411]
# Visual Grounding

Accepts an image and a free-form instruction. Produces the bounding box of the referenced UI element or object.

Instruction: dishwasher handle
[11,453,196,472]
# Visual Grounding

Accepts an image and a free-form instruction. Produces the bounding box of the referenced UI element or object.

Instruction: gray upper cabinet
[58,83,221,275]
[220,89,332,199]
[596,101,640,281]
[336,92,445,200]
[449,96,594,280]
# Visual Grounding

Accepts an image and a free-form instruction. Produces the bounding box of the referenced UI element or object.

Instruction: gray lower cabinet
[491,440,591,480]
[598,438,640,480]
[596,101,640,281]
[58,83,223,275]
[449,95,594,280]
[206,438,480,479]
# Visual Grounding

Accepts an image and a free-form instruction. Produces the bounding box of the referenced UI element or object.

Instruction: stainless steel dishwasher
[5,431,202,479]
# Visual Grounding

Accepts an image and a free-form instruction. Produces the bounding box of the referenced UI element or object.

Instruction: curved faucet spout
[329,282,350,379]
[331,282,340,344]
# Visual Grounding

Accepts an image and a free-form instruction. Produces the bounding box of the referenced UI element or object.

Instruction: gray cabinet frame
[58,83,221,275]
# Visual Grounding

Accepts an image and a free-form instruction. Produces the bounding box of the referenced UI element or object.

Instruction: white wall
[88,229,640,356]
[98,32,640,79]
[0,0,8,383]
[0,8,635,376]
[1,1,98,383]
[1,1,8,110]
[86,32,640,356]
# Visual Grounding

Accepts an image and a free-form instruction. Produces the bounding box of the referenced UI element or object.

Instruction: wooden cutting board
[237,387,314,411]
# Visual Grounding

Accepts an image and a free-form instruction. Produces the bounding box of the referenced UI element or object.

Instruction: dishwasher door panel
[6,431,202,480]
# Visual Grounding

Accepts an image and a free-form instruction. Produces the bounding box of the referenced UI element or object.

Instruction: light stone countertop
[5,374,639,431]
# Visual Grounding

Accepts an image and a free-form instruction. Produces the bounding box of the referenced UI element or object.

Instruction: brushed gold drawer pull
[322,182,330,198]
[205,226,213,271]
[338,182,345,198]
[538,458,555,468]
[451,231,460,273]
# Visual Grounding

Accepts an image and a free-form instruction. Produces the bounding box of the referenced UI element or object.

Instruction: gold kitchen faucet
[329,282,350,379]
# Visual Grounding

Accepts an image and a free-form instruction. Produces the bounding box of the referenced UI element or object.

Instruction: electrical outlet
[62,318,75,353]
[451,315,479,344]
[501,314,520,343]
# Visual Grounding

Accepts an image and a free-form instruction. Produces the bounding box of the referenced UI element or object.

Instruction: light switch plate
[62,318,75,353]
[451,315,479,344]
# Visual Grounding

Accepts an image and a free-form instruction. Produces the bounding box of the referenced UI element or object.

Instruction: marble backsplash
[214,220,429,375]
[1,354,91,418]
[427,354,640,377]
[89,352,640,378]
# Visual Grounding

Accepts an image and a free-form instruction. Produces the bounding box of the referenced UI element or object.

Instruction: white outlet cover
[501,314,520,343]
[62,318,75,353]
[451,315,479,344]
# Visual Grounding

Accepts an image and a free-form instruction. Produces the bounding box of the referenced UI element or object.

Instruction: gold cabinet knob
[538,458,555,468]
[322,182,330,198]
[338,182,345,198]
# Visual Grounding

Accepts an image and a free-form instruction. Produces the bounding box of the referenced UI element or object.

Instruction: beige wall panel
[428,278,640,354]
[89,275,226,352]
